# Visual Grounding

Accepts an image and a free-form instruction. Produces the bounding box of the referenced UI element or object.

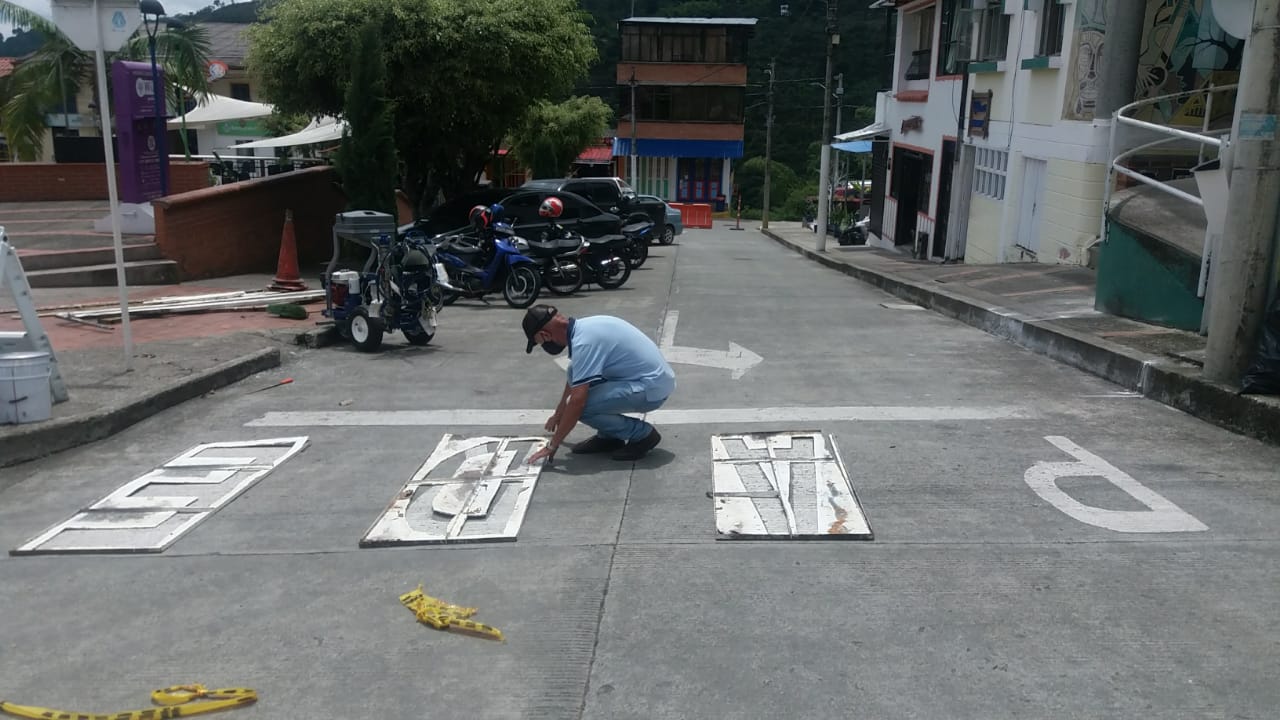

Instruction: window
[936,0,959,76]
[974,147,1008,200]
[1037,0,1066,57]
[624,86,744,123]
[905,9,935,80]
[620,25,748,63]
[977,6,1010,61]
[230,83,252,101]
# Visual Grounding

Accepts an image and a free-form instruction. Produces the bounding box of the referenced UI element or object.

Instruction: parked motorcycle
[621,217,654,269]
[432,226,542,309]
[503,222,586,296]
[578,234,632,289]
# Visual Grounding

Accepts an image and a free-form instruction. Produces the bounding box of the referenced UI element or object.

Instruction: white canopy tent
[167,93,274,128]
[231,116,347,150]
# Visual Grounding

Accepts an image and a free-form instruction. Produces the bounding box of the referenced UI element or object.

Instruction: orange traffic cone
[269,209,308,292]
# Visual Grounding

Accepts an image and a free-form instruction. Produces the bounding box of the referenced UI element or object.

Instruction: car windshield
[618,180,635,194]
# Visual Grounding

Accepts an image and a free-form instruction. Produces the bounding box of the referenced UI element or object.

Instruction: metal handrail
[1100,83,1240,245]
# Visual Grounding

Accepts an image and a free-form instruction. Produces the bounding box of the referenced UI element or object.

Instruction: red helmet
[469,204,492,229]
[538,197,564,219]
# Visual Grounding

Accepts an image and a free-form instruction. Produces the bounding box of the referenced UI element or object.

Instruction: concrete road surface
[1,224,1276,720]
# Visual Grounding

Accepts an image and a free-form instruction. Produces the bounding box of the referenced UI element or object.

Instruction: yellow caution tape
[400,584,505,642]
[0,684,257,719]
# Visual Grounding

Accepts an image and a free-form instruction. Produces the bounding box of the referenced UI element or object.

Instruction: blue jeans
[581,379,671,442]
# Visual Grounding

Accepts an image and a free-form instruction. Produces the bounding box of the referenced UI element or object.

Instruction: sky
[5,0,212,31]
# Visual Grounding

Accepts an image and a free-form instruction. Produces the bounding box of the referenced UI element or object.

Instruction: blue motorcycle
[433,223,542,309]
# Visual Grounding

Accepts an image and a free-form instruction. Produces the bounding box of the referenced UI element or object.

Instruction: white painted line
[12,437,309,555]
[360,434,548,546]
[1023,436,1208,533]
[246,405,1035,428]
[710,431,872,540]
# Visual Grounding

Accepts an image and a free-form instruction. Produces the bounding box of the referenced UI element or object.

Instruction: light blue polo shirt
[567,316,675,401]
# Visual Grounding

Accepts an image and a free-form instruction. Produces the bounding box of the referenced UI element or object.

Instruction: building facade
[612,17,755,209]
[857,0,1241,267]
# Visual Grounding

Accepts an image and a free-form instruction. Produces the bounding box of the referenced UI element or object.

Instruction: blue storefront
[612,138,743,210]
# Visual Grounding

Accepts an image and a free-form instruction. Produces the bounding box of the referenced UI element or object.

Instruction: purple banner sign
[111,60,168,203]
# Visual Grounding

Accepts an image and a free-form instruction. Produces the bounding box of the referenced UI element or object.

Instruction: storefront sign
[969,91,993,139]
[217,119,267,137]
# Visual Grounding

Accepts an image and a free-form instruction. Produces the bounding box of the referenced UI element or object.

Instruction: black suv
[404,188,625,242]
[521,177,668,232]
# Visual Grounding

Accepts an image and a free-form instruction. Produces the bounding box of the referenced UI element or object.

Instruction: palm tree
[0,1,211,161]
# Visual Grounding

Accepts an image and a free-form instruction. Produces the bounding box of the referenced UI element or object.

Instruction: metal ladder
[0,227,68,403]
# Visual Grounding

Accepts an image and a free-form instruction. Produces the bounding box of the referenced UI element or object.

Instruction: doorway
[891,147,931,248]
[933,140,956,259]
[1017,157,1048,257]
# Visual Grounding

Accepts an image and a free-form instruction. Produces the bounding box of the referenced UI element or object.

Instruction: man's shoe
[573,435,626,454]
[612,428,662,461]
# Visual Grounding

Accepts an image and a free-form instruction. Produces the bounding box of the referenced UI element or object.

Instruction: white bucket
[0,351,52,425]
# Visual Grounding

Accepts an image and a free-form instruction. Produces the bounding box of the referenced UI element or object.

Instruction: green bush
[735,156,799,212]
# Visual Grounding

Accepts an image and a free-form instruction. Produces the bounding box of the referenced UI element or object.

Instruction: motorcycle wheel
[660,225,676,245]
[503,264,542,308]
[545,262,584,296]
[627,238,648,269]
[595,256,631,290]
[405,328,434,345]
[349,307,384,352]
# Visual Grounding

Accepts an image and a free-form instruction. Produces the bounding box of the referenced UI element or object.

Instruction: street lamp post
[140,0,169,197]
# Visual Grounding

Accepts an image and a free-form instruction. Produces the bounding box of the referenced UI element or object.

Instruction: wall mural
[1063,0,1244,125]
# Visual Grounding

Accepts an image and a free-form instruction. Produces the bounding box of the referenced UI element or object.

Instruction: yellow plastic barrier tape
[400,584,505,642]
[0,684,257,719]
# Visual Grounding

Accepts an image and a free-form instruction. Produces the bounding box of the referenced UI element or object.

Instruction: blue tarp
[612,137,744,159]
[833,140,873,153]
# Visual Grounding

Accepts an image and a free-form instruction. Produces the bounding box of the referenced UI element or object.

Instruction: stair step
[26,259,179,288]
[18,244,162,272]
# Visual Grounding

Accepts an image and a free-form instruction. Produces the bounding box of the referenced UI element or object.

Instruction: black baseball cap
[523,305,558,353]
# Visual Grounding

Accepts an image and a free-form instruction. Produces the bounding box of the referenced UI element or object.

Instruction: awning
[833,140,873,153]
[834,122,889,142]
[232,117,346,149]
[168,92,274,127]
[612,137,743,159]
[574,146,614,165]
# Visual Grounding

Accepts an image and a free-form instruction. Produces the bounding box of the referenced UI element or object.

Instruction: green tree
[734,156,798,211]
[248,0,597,217]
[0,2,212,161]
[334,22,398,217]
[508,96,612,179]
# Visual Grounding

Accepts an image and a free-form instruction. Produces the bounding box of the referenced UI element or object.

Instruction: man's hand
[544,413,560,433]
[528,444,556,466]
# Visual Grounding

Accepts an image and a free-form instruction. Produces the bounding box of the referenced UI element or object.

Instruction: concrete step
[17,244,163,272]
[26,259,179,288]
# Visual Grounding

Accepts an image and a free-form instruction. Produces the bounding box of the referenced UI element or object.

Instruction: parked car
[637,194,682,245]
[521,177,668,231]
[404,187,626,242]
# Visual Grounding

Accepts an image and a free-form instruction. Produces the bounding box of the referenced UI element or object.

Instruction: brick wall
[0,162,211,202]
[152,166,348,280]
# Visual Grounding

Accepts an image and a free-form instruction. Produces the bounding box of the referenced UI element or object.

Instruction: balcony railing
[904,49,932,81]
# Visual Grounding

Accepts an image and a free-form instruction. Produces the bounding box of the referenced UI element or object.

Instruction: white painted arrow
[545,311,763,379]
[659,310,763,380]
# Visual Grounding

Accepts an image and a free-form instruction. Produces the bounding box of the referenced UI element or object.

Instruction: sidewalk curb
[0,347,281,471]
[762,228,1280,445]
[296,325,338,349]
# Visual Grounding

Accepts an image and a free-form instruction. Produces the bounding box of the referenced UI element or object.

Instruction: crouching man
[522,305,675,464]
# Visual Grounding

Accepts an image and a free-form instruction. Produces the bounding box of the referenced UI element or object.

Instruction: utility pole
[815,0,838,252]
[1204,0,1280,384]
[762,58,776,229]
[834,72,843,206]
[629,69,639,190]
